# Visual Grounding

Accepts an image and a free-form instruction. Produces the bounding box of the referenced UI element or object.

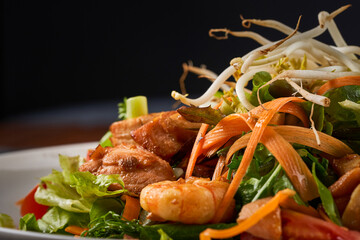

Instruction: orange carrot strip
[200,189,295,240]
[64,225,88,236]
[185,123,210,179]
[122,195,141,221]
[212,97,305,223]
[251,101,310,128]
[272,125,353,157]
[185,101,224,178]
[202,113,251,153]
[225,126,318,202]
[212,155,226,181]
[225,132,251,165]
[226,125,353,165]
[202,100,309,157]
[277,102,310,127]
[317,76,360,95]
[262,127,318,201]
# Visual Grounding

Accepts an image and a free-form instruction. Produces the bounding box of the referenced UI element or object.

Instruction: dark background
[2,0,359,119]
[0,0,359,151]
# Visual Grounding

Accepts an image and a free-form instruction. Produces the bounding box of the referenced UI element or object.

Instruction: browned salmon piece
[79,144,176,195]
[110,112,161,146]
[131,111,201,160]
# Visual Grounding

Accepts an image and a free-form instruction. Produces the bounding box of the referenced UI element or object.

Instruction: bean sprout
[172,4,360,113]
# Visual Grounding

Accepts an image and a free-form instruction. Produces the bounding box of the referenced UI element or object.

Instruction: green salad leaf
[20,207,89,234]
[83,211,236,240]
[247,71,274,106]
[35,155,126,213]
[325,85,360,128]
[0,213,15,229]
[312,163,342,226]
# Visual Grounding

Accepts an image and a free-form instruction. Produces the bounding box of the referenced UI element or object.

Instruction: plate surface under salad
[0,142,97,240]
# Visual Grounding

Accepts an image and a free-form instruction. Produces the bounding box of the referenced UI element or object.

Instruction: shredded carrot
[122,195,141,221]
[251,101,310,128]
[186,101,223,178]
[212,97,305,223]
[64,225,88,236]
[272,125,353,157]
[317,76,360,95]
[202,99,309,158]
[212,155,226,180]
[263,127,319,201]
[200,189,295,240]
[185,123,210,179]
[202,113,251,155]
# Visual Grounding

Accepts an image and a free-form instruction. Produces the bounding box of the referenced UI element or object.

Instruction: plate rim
[0,141,99,239]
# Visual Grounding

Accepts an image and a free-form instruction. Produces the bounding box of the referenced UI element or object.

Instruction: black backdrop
[2,0,359,119]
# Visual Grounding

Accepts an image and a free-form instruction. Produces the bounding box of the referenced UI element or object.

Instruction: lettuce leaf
[247,71,274,106]
[324,85,360,128]
[20,207,89,234]
[34,155,127,213]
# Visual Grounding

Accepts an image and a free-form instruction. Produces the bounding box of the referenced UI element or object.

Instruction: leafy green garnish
[0,213,15,229]
[325,85,360,128]
[90,198,124,221]
[19,214,41,232]
[158,229,173,240]
[83,211,236,240]
[34,155,126,213]
[312,163,342,226]
[247,71,274,106]
[118,97,128,120]
[177,105,225,125]
[272,172,306,206]
[20,207,89,234]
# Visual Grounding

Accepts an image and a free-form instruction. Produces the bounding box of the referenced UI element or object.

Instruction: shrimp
[139,177,235,224]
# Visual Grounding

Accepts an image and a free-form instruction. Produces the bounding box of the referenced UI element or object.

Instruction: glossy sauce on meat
[110,113,160,146]
[131,111,201,160]
[79,144,175,195]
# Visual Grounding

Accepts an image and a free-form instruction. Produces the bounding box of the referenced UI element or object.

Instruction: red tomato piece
[282,209,360,240]
[19,184,49,219]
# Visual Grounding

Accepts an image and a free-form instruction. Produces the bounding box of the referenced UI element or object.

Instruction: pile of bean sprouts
[172,4,360,111]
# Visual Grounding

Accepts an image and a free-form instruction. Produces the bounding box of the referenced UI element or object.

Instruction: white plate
[0,142,98,239]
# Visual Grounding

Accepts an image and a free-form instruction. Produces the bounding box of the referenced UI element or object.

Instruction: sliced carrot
[261,127,318,201]
[212,97,305,223]
[277,102,310,127]
[185,101,224,179]
[122,195,141,221]
[64,225,88,236]
[251,101,310,128]
[212,155,226,180]
[272,125,353,157]
[200,189,295,240]
[202,113,251,155]
[317,76,360,95]
[185,123,210,179]
[202,99,309,158]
